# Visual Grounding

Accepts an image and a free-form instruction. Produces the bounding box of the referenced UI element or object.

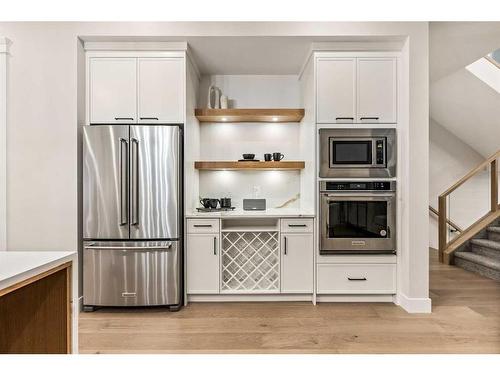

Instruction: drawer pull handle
[335,117,354,120]
[213,236,217,255]
[140,117,159,120]
[347,277,367,281]
[114,117,134,121]
[193,224,212,228]
[121,292,137,297]
[288,224,307,227]
[359,117,379,121]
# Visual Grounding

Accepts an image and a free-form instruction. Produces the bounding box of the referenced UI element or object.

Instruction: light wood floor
[79,250,500,353]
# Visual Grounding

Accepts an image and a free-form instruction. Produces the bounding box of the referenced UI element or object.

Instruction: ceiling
[81,35,405,75]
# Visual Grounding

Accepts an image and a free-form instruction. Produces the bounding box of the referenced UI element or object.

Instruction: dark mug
[208,199,220,209]
[264,153,272,161]
[273,152,284,161]
[220,197,232,208]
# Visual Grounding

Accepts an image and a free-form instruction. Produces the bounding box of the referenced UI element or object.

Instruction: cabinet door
[187,234,219,294]
[316,58,356,124]
[357,58,397,123]
[89,58,137,124]
[281,234,313,293]
[138,58,184,124]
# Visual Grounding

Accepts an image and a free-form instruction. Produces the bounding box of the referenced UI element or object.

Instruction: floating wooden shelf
[194,161,305,170]
[194,108,305,123]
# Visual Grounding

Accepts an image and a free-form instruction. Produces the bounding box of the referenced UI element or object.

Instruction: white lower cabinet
[187,219,220,294]
[317,264,396,294]
[281,233,314,293]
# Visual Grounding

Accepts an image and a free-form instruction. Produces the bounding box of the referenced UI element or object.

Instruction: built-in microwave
[319,128,396,178]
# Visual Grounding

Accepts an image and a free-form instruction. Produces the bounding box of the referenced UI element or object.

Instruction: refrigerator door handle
[131,137,140,226]
[118,137,128,226]
[84,243,173,251]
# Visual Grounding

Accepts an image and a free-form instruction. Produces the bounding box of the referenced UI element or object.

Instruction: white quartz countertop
[186,208,315,218]
[0,251,77,292]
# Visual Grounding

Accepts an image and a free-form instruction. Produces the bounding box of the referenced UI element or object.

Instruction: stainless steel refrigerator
[82,125,182,311]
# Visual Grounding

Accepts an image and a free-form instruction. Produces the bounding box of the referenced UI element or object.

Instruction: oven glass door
[321,194,395,253]
[327,199,387,238]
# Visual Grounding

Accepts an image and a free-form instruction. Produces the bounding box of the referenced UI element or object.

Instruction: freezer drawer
[83,241,180,306]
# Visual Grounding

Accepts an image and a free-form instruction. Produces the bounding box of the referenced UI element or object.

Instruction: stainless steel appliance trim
[319,128,396,178]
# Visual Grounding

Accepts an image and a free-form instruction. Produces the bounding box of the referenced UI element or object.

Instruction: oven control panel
[323,181,395,191]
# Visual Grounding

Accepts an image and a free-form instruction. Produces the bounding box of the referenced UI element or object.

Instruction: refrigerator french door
[83,125,181,309]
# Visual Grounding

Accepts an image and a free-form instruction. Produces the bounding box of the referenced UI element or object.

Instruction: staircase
[436,149,500,281]
[454,219,500,281]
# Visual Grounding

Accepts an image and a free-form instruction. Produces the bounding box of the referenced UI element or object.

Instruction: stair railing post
[491,159,498,212]
[438,195,447,263]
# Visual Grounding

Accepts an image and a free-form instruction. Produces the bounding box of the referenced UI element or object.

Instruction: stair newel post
[438,195,447,263]
[491,159,498,212]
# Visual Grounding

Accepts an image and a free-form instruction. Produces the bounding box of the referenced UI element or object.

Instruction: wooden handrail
[440,150,500,197]
[438,149,500,263]
[429,205,463,233]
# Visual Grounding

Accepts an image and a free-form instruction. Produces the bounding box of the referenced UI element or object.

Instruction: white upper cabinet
[138,58,184,124]
[316,58,356,124]
[357,58,397,124]
[316,55,397,124]
[89,58,137,124]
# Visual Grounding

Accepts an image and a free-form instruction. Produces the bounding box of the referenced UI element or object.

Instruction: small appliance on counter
[243,199,266,211]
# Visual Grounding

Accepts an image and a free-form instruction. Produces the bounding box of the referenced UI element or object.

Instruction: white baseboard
[396,293,432,313]
[188,294,313,303]
[317,294,394,303]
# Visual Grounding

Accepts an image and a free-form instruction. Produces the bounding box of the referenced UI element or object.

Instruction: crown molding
[83,41,188,52]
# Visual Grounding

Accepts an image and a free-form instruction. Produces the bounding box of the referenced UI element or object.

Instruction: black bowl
[242,153,255,160]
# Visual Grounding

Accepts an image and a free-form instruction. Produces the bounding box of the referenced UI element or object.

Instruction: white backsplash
[199,170,300,210]
[200,122,301,160]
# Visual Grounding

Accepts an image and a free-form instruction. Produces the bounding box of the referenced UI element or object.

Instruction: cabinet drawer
[281,218,314,233]
[187,219,220,234]
[317,264,396,294]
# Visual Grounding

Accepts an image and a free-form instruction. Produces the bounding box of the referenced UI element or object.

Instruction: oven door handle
[322,193,395,198]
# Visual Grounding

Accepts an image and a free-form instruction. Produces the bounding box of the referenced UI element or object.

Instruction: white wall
[428,119,486,248]
[0,38,7,251]
[0,22,429,311]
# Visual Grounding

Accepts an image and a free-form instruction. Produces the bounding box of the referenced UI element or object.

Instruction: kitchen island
[0,251,78,354]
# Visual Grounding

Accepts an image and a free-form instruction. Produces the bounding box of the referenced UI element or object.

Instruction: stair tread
[487,226,500,233]
[455,251,500,271]
[470,238,500,251]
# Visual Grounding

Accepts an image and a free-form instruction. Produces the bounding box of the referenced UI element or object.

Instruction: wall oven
[320,181,396,254]
[319,128,396,178]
